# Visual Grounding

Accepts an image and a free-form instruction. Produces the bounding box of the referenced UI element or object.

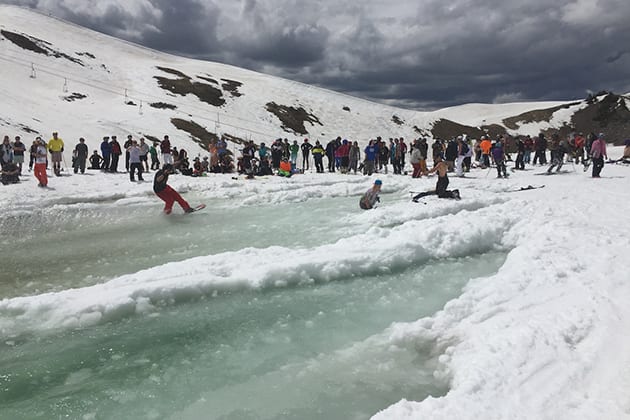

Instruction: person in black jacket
[444,139,458,172]
[73,137,89,174]
[153,164,194,214]
[514,137,525,170]
[533,133,547,165]
[300,139,312,170]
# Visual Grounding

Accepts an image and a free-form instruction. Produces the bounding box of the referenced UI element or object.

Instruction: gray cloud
[2,0,630,109]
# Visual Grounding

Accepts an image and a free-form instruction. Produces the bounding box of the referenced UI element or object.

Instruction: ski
[508,185,545,192]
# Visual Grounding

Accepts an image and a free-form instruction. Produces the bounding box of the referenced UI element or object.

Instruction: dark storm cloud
[2,0,630,109]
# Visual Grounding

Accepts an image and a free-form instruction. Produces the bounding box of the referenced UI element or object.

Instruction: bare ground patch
[154,67,225,107]
[62,92,87,102]
[150,102,177,110]
[431,119,506,141]
[1,30,84,66]
[265,102,322,135]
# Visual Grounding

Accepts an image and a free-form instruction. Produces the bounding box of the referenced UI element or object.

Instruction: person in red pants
[153,164,193,214]
[33,137,48,187]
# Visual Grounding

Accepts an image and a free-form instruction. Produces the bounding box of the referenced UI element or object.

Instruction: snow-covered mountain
[1,5,628,155]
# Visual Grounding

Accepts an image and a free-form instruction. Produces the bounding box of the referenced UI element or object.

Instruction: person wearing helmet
[153,163,194,214]
[359,179,382,209]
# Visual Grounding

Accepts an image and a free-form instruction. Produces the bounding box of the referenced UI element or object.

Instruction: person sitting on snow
[278,158,293,177]
[1,161,20,185]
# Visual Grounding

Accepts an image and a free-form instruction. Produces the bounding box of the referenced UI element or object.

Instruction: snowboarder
[153,164,194,214]
[412,156,460,202]
[359,179,382,209]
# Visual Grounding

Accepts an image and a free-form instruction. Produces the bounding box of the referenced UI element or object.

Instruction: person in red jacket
[153,164,193,214]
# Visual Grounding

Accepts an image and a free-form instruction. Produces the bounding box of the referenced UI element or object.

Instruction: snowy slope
[0,5,578,156]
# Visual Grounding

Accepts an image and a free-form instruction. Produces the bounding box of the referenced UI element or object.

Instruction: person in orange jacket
[479,136,492,168]
[278,158,293,177]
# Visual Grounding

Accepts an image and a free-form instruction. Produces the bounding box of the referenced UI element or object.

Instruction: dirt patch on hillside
[154,67,225,107]
[221,79,243,98]
[265,102,322,135]
[156,66,189,79]
[392,115,404,125]
[76,52,96,59]
[150,102,177,110]
[198,76,218,85]
[170,118,219,150]
[62,92,87,102]
[1,30,84,66]
[170,118,249,151]
[502,102,580,130]
[431,119,506,140]
[570,93,630,145]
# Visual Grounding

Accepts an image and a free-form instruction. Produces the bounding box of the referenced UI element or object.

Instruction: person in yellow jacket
[48,131,65,176]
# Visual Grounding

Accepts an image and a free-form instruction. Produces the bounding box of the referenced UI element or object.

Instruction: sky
[2,0,630,110]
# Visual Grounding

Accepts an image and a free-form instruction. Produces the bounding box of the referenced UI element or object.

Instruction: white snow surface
[2,5,630,419]
[2,154,630,419]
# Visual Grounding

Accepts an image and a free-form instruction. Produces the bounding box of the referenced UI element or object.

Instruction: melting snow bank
[0,199,514,337]
[372,179,630,419]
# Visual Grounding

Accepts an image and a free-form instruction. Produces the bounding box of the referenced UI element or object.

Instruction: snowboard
[188,204,206,213]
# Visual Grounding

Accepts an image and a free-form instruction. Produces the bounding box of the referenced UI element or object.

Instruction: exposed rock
[1,30,84,66]
[150,102,177,110]
[170,118,219,150]
[502,102,580,130]
[62,92,87,102]
[154,67,226,107]
[570,93,630,145]
[265,102,322,135]
[221,79,243,97]
[431,119,506,140]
